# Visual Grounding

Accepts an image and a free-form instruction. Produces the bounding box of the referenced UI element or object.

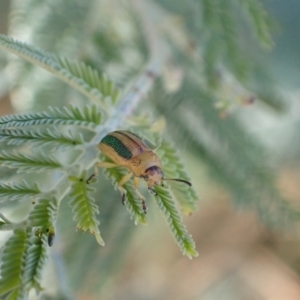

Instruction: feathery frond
[0,229,48,299]
[153,185,198,259]
[218,1,249,78]
[103,166,147,225]
[28,198,58,239]
[0,229,28,297]
[0,180,41,203]
[0,150,62,173]
[0,105,102,129]
[200,0,221,27]
[0,127,84,149]
[68,174,104,246]
[157,139,199,215]
[57,57,120,105]
[0,34,119,106]
[22,235,48,291]
[239,0,273,48]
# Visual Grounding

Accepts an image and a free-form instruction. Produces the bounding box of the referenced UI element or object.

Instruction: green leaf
[0,229,28,296]
[57,57,120,104]
[0,150,62,173]
[156,139,199,215]
[201,0,221,27]
[0,229,48,299]
[28,198,58,246]
[218,1,249,79]
[154,185,198,259]
[239,0,274,48]
[22,235,48,291]
[0,127,84,149]
[3,289,25,300]
[0,34,120,106]
[102,166,147,225]
[0,180,41,203]
[0,105,101,129]
[68,174,104,246]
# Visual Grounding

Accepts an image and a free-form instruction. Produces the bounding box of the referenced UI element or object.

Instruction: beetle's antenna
[163,178,192,186]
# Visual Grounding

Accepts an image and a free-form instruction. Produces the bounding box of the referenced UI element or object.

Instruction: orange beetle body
[99,131,164,188]
[88,130,191,213]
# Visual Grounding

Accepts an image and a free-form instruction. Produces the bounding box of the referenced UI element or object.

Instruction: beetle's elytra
[88,130,191,213]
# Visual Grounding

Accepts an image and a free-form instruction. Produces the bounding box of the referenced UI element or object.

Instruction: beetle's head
[143,166,164,188]
[142,166,192,189]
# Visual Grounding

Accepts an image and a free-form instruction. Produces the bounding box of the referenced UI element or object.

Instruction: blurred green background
[1,0,300,299]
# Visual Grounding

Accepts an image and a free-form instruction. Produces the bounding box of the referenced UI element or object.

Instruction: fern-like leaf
[0,180,41,203]
[28,198,58,243]
[0,150,62,173]
[0,127,84,149]
[0,229,28,296]
[22,235,48,291]
[156,139,199,215]
[0,34,120,106]
[102,166,147,225]
[0,201,55,297]
[0,105,101,129]
[240,0,273,48]
[154,185,198,259]
[57,57,120,104]
[219,1,249,78]
[3,289,26,300]
[68,174,104,246]
[0,229,48,299]
[201,0,220,27]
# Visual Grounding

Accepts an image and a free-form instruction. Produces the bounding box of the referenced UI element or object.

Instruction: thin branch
[100,0,170,134]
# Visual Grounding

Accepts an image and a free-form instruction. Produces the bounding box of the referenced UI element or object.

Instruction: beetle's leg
[97,162,118,168]
[117,172,133,205]
[87,162,118,183]
[133,176,140,190]
[148,186,158,196]
[133,177,147,213]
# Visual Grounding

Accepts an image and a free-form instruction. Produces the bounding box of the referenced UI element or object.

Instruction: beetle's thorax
[142,166,164,188]
[129,151,162,177]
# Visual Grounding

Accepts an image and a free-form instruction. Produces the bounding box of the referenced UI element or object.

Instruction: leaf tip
[94,232,105,246]
[187,249,199,259]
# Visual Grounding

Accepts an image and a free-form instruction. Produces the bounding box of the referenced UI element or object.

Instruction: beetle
[87,130,191,213]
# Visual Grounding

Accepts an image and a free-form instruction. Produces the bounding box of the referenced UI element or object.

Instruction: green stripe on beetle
[101,135,133,160]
